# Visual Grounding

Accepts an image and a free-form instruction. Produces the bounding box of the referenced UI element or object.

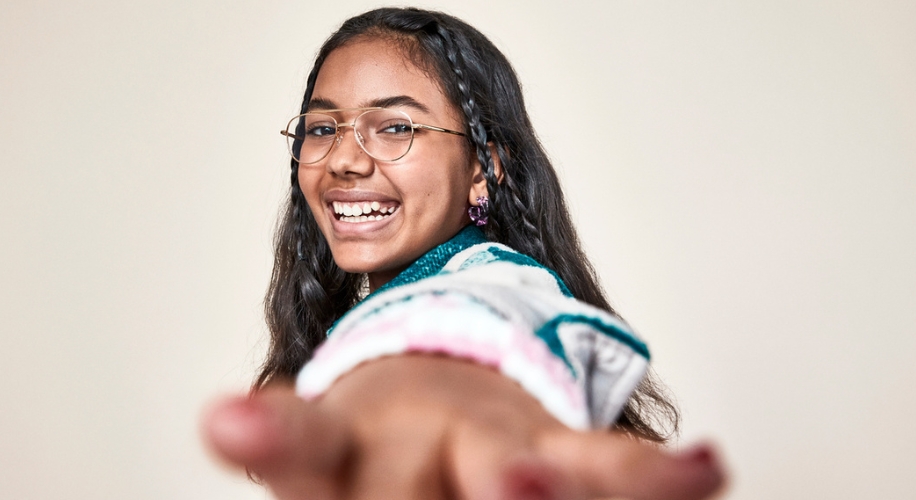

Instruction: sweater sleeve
[296,257,648,430]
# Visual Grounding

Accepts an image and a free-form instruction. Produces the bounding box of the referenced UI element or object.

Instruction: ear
[468,142,505,205]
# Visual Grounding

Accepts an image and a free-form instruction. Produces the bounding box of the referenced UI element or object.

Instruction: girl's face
[299,37,486,290]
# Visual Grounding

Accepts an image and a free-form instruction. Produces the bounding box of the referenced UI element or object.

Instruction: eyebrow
[306,95,431,114]
[306,97,336,111]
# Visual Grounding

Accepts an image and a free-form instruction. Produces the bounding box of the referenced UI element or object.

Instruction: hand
[202,355,725,500]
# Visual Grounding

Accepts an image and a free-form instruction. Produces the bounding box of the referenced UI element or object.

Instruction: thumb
[541,432,726,500]
[201,386,351,499]
[449,420,579,500]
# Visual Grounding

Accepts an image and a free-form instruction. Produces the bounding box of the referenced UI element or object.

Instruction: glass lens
[286,113,338,164]
[285,109,417,163]
[355,109,414,161]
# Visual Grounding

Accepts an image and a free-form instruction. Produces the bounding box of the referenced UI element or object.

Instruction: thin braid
[435,26,502,235]
[292,62,322,261]
[433,23,548,261]
[501,154,546,259]
[257,58,363,387]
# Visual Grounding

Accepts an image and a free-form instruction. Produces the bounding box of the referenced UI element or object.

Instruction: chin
[330,249,391,275]
[330,256,375,274]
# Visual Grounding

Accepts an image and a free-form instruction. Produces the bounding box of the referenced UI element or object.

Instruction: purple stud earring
[468,196,490,226]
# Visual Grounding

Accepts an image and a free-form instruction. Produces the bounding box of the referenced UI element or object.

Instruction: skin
[204,356,725,500]
[298,37,489,291]
[202,37,727,500]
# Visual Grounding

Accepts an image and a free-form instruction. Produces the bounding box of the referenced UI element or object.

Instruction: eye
[305,122,336,137]
[377,120,413,136]
[305,114,337,139]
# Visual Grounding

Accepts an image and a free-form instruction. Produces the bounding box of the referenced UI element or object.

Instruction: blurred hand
[203,355,724,500]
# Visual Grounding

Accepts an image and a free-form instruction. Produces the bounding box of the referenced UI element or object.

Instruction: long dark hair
[257,7,678,441]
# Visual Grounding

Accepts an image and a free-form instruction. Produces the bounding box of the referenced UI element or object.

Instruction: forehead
[311,38,455,118]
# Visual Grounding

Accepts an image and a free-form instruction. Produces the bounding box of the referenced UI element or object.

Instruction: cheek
[297,169,320,206]
[296,170,331,227]
[396,168,468,212]
[404,145,475,204]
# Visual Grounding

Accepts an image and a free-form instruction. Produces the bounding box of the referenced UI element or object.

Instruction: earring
[468,196,490,226]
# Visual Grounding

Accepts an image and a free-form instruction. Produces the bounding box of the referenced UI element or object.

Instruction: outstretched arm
[203,355,725,500]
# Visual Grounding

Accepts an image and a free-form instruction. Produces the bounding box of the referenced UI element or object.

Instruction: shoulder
[438,241,574,297]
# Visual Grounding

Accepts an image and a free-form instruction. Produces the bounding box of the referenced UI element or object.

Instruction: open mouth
[331,201,399,223]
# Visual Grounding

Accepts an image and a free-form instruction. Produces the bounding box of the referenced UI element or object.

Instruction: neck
[367,266,406,292]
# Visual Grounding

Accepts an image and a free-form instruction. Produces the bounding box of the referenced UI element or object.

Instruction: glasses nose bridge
[330,120,370,157]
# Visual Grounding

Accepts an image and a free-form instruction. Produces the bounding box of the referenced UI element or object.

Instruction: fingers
[449,419,580,500]
[539,432,725,500]
[201,387,351,500]
[345,412,451,500]
[497,455,579,500]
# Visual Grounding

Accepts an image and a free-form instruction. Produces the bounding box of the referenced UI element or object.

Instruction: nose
[325,124,374,177]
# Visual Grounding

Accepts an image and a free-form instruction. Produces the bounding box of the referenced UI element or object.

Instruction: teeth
[339,213,393,223]
[333,201,398,219]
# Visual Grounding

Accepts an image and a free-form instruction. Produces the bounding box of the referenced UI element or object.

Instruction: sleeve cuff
[296,291,592,429]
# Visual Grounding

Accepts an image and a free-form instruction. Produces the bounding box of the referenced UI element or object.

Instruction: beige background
[2,1,914,499]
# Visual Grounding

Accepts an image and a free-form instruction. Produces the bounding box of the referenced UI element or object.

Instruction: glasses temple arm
[280,130,305,141]
[413,124,466,137]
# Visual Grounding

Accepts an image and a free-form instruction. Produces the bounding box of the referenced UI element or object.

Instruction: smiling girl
[292,37,479,290]
[204,8,724,500]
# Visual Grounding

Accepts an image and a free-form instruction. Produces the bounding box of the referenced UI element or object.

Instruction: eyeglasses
[281,107,466,164]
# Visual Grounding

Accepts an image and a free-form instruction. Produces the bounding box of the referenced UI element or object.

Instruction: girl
[205,7,724,500]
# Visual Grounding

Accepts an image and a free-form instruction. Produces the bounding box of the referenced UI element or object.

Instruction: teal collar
[367,225,488,299]
[327,225,487,337]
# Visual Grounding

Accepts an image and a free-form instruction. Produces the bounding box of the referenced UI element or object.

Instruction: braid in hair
[434,27,503,237]
[256,58,362,388]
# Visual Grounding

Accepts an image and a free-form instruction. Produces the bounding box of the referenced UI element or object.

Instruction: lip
[324,189,398,204]
[323,189,400,236]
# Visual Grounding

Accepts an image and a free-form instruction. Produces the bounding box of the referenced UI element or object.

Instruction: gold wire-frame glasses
[281,107,466,164]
